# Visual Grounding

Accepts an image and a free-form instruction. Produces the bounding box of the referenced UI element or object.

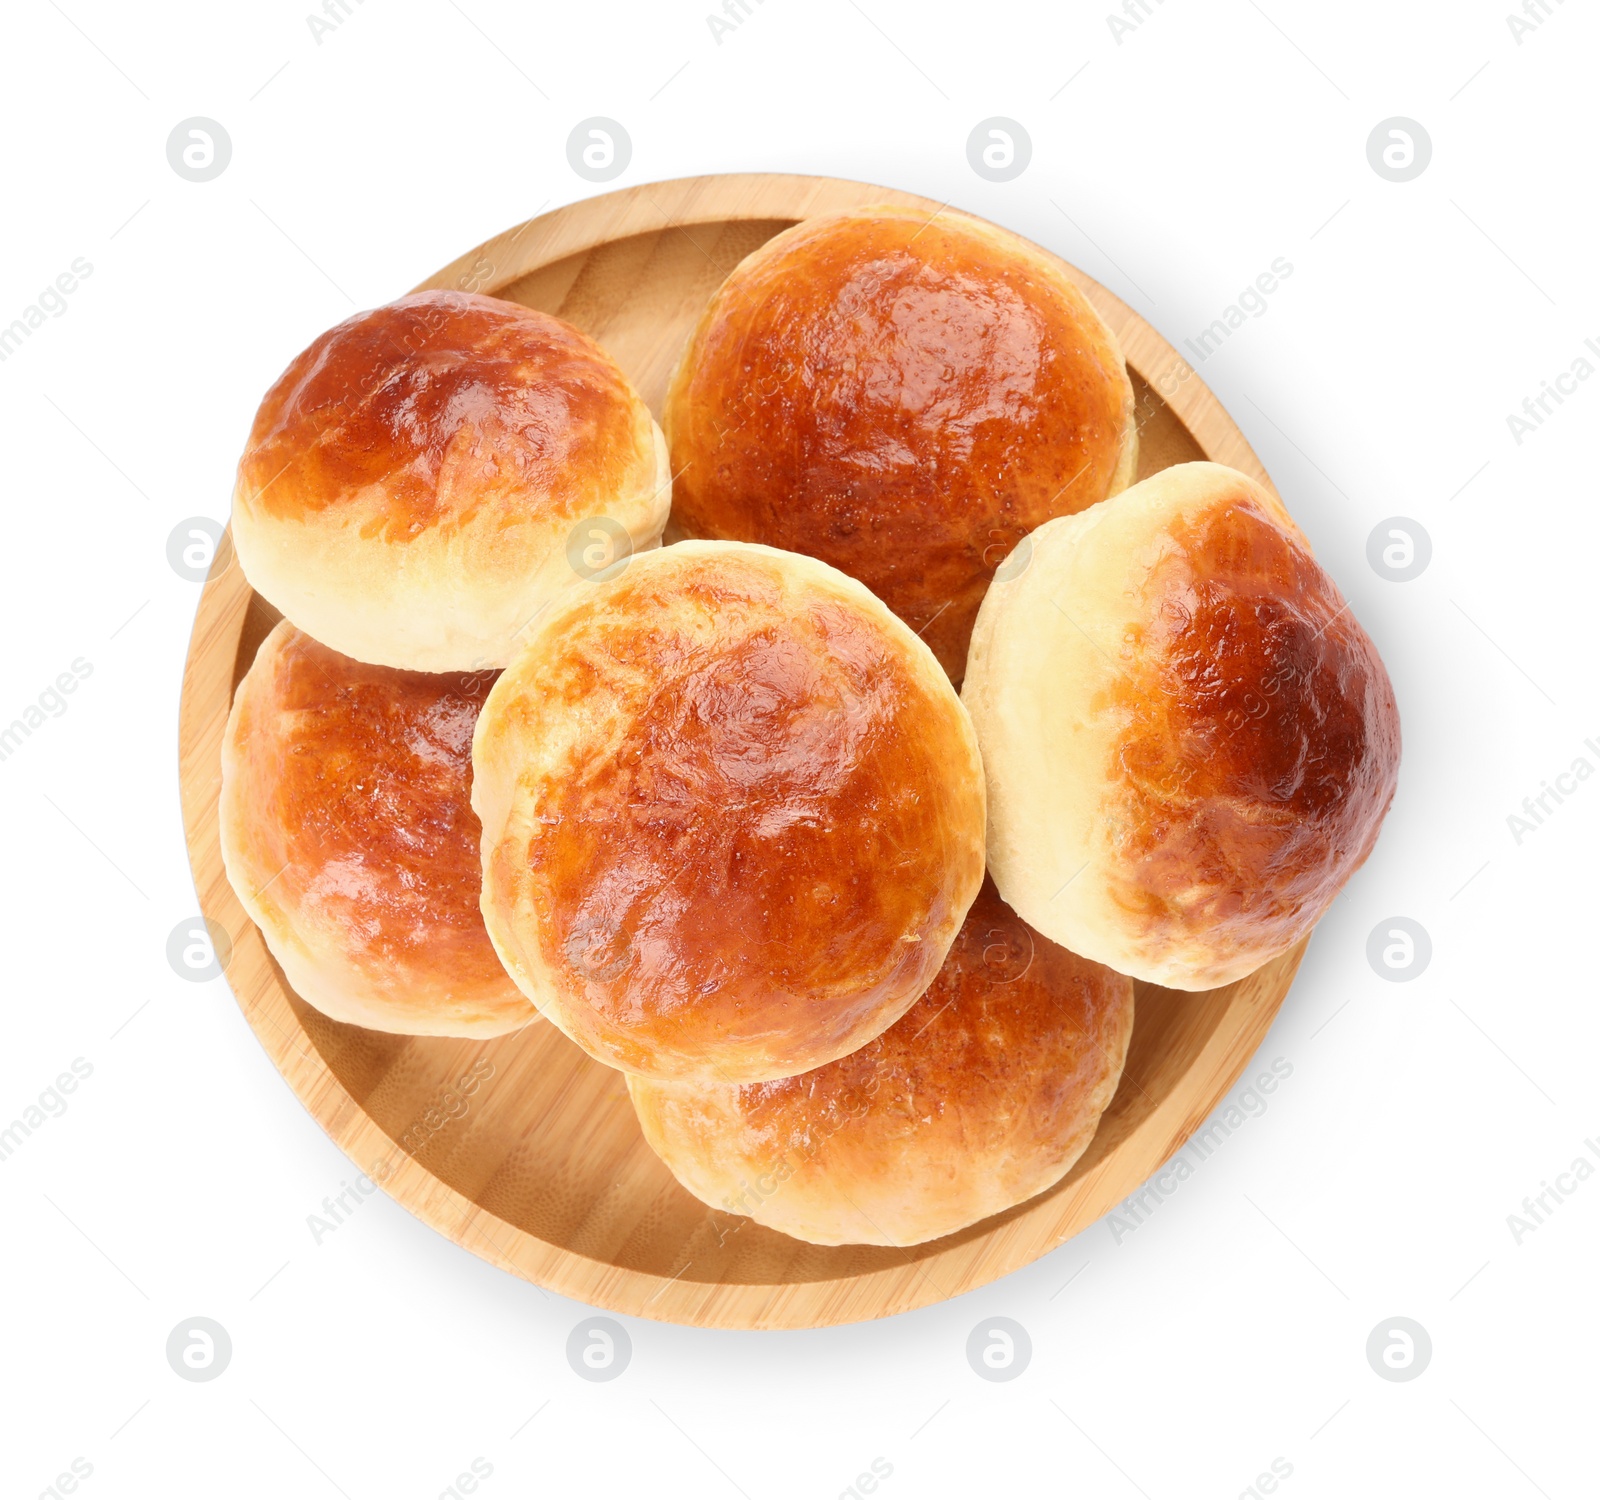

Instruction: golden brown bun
[963,461,1401,990]
[219,621,539,1037]
[472,540,987,1085]
[662,206,1136,682]
[629,878,1134,1246]
[232,291,669,672]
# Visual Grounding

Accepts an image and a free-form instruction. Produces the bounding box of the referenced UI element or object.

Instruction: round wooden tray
[179,173,1305,1330]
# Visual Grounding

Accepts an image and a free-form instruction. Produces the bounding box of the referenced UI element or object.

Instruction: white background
[1,0,1595,1496]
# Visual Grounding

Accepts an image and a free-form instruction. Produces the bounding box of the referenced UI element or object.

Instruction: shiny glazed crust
[628,879,1134,1246]
[963,462,1401,990]
[471,540,988,1085]
[232,291,669,672]
[662,206,1136,682]
[219,622,538,1036]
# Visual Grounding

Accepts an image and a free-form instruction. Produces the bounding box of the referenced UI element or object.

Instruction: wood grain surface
[178,174,1304,1329]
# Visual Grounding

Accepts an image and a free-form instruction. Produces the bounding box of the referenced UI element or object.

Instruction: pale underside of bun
[231,291,671,672]
[232,421,669,674]
[963,461,1400,990]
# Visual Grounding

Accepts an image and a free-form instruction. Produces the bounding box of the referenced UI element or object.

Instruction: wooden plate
[179,174,1305,1330]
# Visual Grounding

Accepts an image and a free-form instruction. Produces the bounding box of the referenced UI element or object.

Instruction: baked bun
[472,539,987,1085]
[963,461,1401,990]
[232,290,669,672]
[220,620,538,1037]
[628,878,1134,1247]
[662,206,1136,681]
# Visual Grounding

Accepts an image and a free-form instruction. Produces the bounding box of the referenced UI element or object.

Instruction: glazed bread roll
[232,290,669,672]
[964,461,1401,990]
[629,878,1134,1247]
[472,540,987,1085]
[662,206,1137,681]
[220,621,538,1037]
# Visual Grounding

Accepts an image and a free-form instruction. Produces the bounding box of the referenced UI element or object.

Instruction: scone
[471,540,987,1085]
[963,461,1401,990]
[629,878,1135,1247]
[232,290,669,672]
[663,206,1136,680]
[220,621,538,1037]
